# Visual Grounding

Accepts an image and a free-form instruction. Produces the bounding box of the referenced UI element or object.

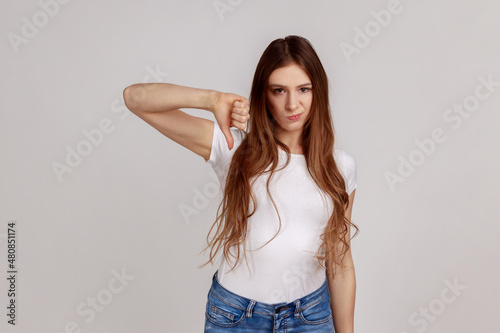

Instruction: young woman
[123,35,358,333]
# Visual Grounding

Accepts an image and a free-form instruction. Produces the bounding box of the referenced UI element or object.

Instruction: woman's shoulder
[334,147,356,166]
[334,147,358,194]
[207,121,247,168]
[213,120,247,147]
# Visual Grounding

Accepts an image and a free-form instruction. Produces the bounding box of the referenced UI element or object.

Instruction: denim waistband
[209,270,330,319]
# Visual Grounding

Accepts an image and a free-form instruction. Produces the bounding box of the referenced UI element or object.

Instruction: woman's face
[266,62,313,136]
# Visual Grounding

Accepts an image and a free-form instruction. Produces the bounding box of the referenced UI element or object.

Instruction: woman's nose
[286,93,298,111]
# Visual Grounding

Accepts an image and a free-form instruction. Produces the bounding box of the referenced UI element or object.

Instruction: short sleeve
[206,120,246,186]
[334,148,358,195]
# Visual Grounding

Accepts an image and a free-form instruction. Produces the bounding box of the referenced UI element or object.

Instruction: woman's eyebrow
[269,83,312,88]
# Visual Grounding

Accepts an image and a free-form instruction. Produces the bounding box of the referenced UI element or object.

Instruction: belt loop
[246,300,256,318]
[294,300,300,318]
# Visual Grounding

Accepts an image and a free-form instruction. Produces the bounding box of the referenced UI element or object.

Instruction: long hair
[198,35,359,281]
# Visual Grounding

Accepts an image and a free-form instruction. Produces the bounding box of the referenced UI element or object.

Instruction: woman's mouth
[288,114,302,121]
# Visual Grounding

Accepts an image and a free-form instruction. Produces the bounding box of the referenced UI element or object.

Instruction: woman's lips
[288,113,302,121]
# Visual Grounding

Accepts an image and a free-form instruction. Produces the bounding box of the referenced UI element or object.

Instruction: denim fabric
[204,270,335,332]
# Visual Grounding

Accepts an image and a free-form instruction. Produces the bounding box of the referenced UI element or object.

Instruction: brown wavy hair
[198,35,359,281]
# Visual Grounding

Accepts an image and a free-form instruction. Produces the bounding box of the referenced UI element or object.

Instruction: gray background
[1,0,499,332]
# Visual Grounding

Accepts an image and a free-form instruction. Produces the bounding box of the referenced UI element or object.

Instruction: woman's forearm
[329,267,356,333]
[123,82,218,113]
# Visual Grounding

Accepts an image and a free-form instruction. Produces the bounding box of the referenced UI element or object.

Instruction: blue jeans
[204,270,335,332]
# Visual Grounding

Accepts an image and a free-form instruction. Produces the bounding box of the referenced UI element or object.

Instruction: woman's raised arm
[122,83,249,161]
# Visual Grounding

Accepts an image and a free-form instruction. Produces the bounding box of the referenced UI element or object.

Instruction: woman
[123,35,358,333]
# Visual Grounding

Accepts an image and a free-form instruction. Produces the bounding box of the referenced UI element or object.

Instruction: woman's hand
[210,91,250,150]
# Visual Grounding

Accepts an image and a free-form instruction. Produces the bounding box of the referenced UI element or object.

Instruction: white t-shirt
[206,120,357,304]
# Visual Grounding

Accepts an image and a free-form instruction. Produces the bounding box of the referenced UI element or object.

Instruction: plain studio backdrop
[1,0,499,332]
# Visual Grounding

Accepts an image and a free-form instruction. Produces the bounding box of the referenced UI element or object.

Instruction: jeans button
[275,307,288,313]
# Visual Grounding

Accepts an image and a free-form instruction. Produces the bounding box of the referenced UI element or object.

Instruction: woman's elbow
[123,84,143,113]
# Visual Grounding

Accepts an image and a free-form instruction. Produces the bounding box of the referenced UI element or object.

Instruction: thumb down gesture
[211,92,250,150]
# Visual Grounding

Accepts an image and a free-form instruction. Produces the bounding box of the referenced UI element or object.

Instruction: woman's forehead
[268,64,312,87]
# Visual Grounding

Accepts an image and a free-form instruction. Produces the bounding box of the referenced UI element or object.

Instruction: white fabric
[206,120,357,304]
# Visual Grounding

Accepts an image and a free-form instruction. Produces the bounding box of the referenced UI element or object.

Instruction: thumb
[220,123,234,150]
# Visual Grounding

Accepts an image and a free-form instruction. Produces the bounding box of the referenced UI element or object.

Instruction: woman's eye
[300,87,310,93]
[274,88,284,94]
